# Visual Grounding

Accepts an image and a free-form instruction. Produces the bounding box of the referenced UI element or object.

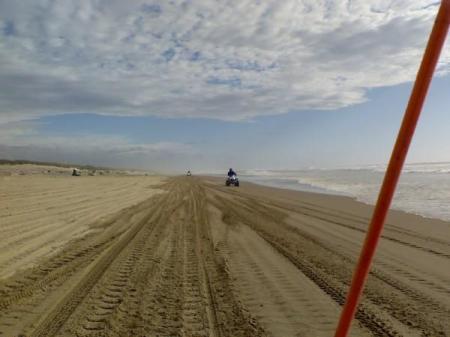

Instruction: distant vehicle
[72,168,81,176]
[187,170,192,176]
[226,174,239,187]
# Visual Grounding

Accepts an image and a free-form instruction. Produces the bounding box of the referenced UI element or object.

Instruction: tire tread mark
[29,193,169,337]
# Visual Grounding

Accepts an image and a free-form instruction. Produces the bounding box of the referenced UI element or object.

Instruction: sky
[0,0,449,173]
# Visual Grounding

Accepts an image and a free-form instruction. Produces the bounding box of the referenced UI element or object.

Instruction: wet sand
[1,173,449,336]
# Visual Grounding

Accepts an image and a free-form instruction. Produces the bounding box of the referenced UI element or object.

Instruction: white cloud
[0,0,447,123]
[0,121,195,170]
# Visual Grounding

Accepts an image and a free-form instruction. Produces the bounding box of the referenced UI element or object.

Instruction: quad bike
[226,175,239,187]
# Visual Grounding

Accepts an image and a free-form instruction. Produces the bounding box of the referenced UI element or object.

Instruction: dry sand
[0,173,164,278]
[1,172,450,337]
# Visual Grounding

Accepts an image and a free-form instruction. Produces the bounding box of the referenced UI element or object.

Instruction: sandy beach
[1,171,450,337]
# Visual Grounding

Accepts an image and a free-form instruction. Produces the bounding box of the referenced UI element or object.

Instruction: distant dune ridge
[0,159,156,176]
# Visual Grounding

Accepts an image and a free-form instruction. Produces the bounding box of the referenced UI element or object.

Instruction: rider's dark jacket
[228,169,236,177]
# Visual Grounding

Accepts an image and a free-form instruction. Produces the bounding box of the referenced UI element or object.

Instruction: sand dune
[1,175,449,336]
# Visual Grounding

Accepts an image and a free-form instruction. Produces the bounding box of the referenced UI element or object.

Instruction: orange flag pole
[334,1,450,336]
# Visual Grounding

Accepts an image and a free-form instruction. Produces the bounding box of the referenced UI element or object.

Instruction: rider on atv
[228,168,236,177]
[226,168,239,187]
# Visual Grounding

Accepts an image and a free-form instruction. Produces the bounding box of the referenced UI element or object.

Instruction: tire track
[10,176,447,336]
[0,194,159,313]
[208,190,418,336]
[188,181,267,337]
[208,182,450,259]
[0,178,266,337]
[222,224,368,337]
[28,190,172,337]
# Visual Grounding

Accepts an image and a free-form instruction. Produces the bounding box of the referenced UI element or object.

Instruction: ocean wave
[241,162,450,221]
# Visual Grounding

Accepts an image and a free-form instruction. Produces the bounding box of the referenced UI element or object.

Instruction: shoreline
[203,175,450,241]
[237,173,450,224]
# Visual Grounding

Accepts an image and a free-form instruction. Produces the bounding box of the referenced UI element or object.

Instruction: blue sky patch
[3,21,15,36]
[162,48,176,62]
[141,4,162,16]
[225,60,276,72]
[190,51,201,61]
[207,76,242,88]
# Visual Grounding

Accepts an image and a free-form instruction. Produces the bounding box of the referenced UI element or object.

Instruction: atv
[226,175,239,187]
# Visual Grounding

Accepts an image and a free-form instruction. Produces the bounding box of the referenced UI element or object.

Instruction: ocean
[239,162,450,222]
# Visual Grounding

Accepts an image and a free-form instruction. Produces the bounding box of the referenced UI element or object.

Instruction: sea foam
[240,162,450,221]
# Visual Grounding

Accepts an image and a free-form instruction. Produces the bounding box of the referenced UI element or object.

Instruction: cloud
[0,121,195,170]
[0,0,447,123]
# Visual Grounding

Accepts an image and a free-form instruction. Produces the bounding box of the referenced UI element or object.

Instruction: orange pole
[334,1,450,336]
